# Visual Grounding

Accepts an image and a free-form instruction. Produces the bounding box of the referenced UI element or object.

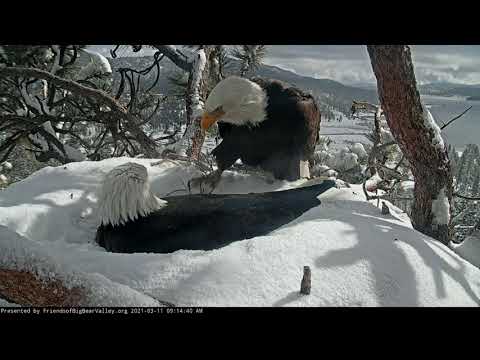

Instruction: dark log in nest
[96,171,337,254]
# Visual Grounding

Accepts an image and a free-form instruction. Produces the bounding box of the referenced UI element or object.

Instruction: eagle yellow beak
[200,108,225,131]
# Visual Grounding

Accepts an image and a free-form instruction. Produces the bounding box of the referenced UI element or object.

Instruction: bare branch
[0,66,160,158]
[0,67,127,114]
[453,192,480,201]
[151,45,192,72]
[441,106,472,130]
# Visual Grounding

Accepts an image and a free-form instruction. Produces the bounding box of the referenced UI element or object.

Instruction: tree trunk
[184,56,205,161]
[183,46,221,161]
[367,45,453,244]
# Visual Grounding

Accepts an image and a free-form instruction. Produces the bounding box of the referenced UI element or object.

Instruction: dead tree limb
[441,106,472,130]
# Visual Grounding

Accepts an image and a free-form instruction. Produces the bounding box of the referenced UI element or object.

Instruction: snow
[77,49,112,80]
[431,187,450,225]
[322,147,359,172]
[326,169,338,178]
[422,104,445,150]
[49,45,62,75]
[18,81,87,162]
[0,296,20,307]
[380,127,395,143]
[0,298,19,307]
[172,49,206,154]
[0,157,479,306]
[17,83,86,162]
[0,225,161,307]
[350,143,368,159]
[365,172,383,192]
[0,174,7,185]
[64,144,87,162]
[343,152,359,170]
[1,162,13,171]
[190,49,206,119]
[313,164,330,175]
[400,180,415,192]
[19,83,45,114]
[452,231,480,269]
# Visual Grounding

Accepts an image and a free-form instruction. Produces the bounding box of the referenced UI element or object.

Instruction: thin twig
[454,192,480,201]
[441,106,472,130]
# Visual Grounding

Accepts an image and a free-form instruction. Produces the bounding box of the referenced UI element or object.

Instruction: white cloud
[264,56,375,84]
[265,45,480,85]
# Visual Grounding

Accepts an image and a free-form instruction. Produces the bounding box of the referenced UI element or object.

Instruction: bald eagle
[95,162,336,254]
[189,76,321,193]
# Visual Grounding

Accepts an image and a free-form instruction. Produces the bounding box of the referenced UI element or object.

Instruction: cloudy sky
[88,45,480,86]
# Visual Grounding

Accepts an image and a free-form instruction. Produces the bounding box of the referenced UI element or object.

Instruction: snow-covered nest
[0,158,479,307]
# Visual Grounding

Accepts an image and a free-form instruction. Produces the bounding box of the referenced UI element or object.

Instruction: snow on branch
[432,187,450,225]
[151,45,192,72]
[173,49,207,157]
[190,49,206,119]
[421,104,445,151]
[0,66,160,159]
[0,67,126,114]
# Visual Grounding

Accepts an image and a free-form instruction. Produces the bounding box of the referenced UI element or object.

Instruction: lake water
[421,95,480,152]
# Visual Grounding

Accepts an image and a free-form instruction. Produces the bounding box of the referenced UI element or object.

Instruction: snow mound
[0,225,161,306]
[365,172,383,192]
[452,231,480,269]
[0,157,479,307]
[350,143,368,159]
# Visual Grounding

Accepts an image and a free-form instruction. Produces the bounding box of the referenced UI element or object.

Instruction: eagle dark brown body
[212,78,321,181]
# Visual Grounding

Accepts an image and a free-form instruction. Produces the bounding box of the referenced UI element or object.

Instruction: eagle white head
[201,76,268,130]
[97,162,167,226]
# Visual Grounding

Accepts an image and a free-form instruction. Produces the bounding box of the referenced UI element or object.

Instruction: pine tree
[448,145,460,175]
[231,45,267,77]
[471,170,480,196]
[367,45,454,244]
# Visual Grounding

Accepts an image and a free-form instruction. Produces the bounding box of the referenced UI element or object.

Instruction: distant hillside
[418,82,480,98]
[353,81,480,99]
[109,56,178,95]
[255,64,378,103]
[108,49,480,102]
[108,55,379,117]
